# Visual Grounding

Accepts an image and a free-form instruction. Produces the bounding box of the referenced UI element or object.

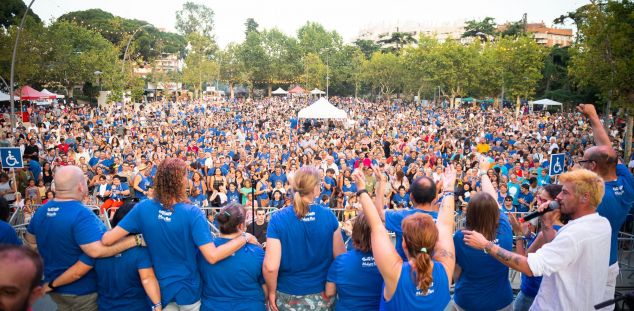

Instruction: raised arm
[577,104,611,147]
[435,166,456,284]
[352,170,402,297]
[462,229,533,276]
[199,233,258,264]
[372,166,387,222]
[478,155,497,201]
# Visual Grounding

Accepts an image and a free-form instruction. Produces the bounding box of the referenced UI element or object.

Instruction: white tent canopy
[310,88,325,95]
[298,98,347,120]
[0,92,19,101]
[271,87,288,95]
[41,89,65,99]
[529,98,563,109]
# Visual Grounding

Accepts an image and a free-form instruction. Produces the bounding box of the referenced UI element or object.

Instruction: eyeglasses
[505,198,513,202]
[576,159,594,165]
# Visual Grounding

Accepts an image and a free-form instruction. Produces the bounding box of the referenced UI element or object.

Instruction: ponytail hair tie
[420,247,427,253]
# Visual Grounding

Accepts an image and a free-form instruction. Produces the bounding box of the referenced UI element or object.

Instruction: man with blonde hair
[463,168,611,311]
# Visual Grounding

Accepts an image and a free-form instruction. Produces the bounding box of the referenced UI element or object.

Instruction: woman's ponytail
[413,250,434,293]
[293,191,309,218]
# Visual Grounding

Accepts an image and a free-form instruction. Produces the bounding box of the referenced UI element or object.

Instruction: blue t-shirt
[327,249,382,311]
[379,261,450,311]
[226,190,240,204]
[266,204,339,295]
[119,200,213,305]
[597,164,634,265]
[199,237,266,311]
[391,193,411,208]
[385,209,438,261]
[453,213,513,310]
[0,220,21,245]
[80,247,153,311]
[321,176,336,197]
[269,173,288,187]
[134,174,152,200]
[516,191,534,213]
[26,200,105,295]
[28,159,42,183]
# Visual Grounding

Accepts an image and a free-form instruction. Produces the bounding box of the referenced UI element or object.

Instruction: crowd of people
[0,96,633,311]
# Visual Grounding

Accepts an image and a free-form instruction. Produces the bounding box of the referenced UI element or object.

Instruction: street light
[94,70,102,91]
[122,24,152,73]
[9,0,36,130]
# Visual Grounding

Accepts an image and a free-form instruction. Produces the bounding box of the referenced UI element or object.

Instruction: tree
[349,48,367,98]
[401,36,442,100]
[261,28,300,95]
[496,35,547,113]
[462,17,497,39]
[0,0,40,30]
[297,22,342,57]
[218,43,241,99]
[0,17,45,86]
[237,31,268,98]
[175,2,215,39]
[354,39,381,59]
[377,30,417,53]
[363,52,403,97]
[40,21,119,97]
[182,33,218,99]
[302,53,326,90]
[569,0,634,159]
[244,18,259,37]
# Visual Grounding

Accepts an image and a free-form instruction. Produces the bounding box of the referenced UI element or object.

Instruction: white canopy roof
[272,87,288,95]
[310,88,325,95]
[298,98,347,120]
[0,92,19,101]
[41,89,65,99]
[530,99,563,107]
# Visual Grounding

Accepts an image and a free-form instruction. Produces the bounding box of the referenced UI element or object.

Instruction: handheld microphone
[519,201,559,223]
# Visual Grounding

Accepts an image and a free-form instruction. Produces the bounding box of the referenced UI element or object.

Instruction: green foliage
[182,33,218,98]
[245,18,259,37]
[297,22,342,57]
[0,17,45,86]
[302,53,326,89]
[0,0,41,30]
[377,31,417,53]
[363,52,403,96]
[354,39,380,59]
[59,9,187,61]
[175,1,215,39]
[569,0,634,112]
[462,17,497,38]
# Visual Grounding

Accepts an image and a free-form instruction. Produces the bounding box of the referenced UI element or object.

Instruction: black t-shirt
[252,222,268,244]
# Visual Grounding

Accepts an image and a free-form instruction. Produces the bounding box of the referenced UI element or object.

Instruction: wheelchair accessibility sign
[549,153,565,176]
[0,148,24,169]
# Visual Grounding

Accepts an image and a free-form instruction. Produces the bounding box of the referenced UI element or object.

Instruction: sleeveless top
[380,261,450,311]
[134,174,151,200]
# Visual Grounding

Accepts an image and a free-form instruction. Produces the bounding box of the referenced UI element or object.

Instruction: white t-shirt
[528,213,610,311]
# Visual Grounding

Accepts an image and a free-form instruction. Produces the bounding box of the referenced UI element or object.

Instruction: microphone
[519,201,560,223]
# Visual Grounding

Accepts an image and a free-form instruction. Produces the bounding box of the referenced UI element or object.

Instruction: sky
[29,0,589,47]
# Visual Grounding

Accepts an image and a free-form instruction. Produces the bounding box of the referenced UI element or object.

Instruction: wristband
[151,302,162,310]
[48,279,58,291]
[356,189,369,197]
[242,232,249,244]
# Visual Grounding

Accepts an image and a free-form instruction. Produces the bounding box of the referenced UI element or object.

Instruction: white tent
[0,92,18,101]
[271,87,288,95]
[298,98,347,120]
[529,99,563,111]
[41,89,65,99]
[310,88,325,95]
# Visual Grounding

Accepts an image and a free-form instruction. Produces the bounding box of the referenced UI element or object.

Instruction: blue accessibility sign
[549,153,565,176]
[0,148,24,169]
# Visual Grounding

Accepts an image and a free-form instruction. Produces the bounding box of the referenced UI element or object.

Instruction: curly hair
[154,158,189,210]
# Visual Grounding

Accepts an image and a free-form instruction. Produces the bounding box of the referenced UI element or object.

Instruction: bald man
[577,104,634,310]
[0,245,44,311]
[25,166,139,311]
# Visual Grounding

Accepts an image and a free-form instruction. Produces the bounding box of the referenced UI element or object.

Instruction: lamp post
[9,0,36,130]
[122,24,151,73]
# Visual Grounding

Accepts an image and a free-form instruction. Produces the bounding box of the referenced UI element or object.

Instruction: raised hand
[352,169,366,191]
[441,165,457,193]
[576,104,598,119]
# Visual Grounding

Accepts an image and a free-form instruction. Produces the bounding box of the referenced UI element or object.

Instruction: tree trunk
[500,86,505,110]
[229,81,235,99]
[515,95,521,116]
[625,112,633,162]
[66,86,74,98]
